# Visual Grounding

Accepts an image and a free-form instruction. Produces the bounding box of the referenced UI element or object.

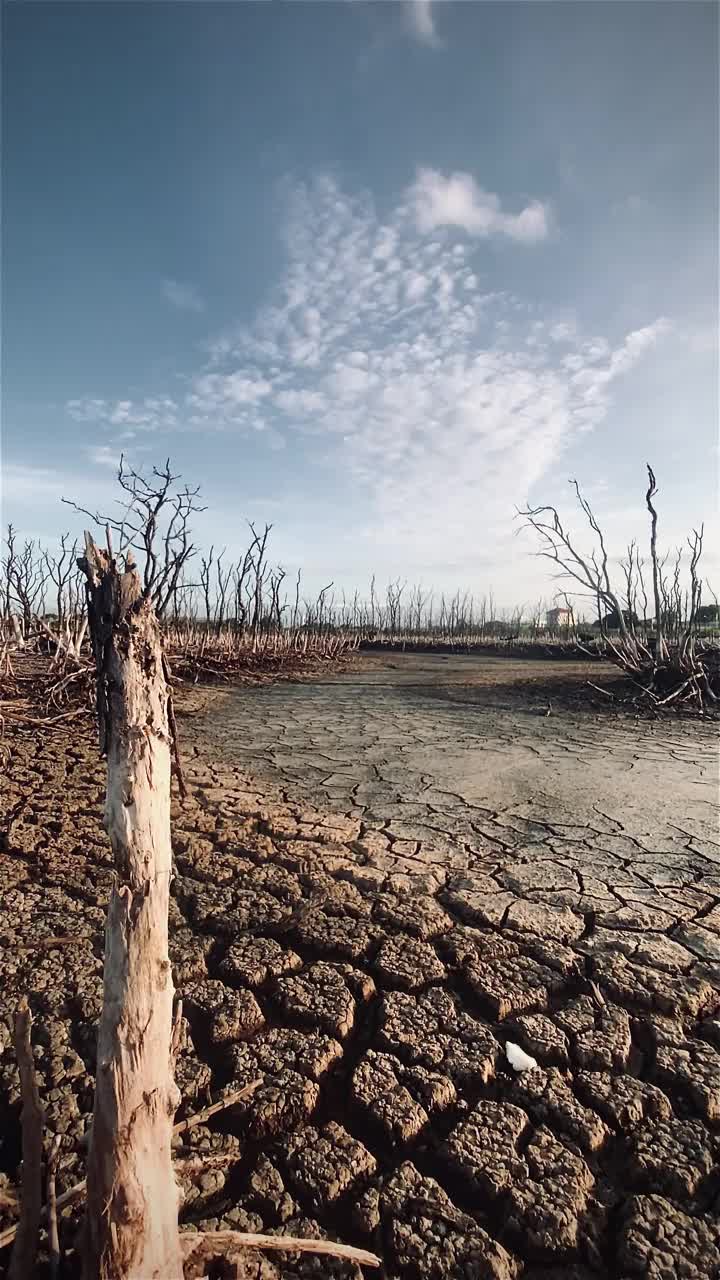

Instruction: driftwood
[172,1080,262,1138]
[8,1000,44,1280]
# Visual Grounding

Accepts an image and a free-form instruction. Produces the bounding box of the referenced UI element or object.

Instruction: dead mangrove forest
[2,458,719,711]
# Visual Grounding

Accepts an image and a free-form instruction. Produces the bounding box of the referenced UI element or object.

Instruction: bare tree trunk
[9,1000,44,1280]
[79,534,182,1280]
[645,465,667,660]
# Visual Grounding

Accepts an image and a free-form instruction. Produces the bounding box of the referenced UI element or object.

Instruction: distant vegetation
[1,457,718,707]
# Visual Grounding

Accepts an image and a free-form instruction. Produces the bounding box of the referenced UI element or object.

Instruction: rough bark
[79,534,183,1280]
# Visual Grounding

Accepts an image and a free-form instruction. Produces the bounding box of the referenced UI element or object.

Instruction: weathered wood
[8,999,44,1280]
[79,534,183,1280]
[171,1080,262,1138]
[180,1230,381,1269]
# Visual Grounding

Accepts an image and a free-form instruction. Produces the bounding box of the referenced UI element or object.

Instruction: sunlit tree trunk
[80,534,182,1280]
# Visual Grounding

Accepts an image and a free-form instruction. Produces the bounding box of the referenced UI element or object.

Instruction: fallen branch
[8,999,44,1280]
[0,1079,264,1251]
[655,674,696,706]
[587,681,615,699]
[3,708,89,728]
[172,1079,262,1138]
[10,936,81,953]
[180,1229,381,1269]
[172,1152,237,1177]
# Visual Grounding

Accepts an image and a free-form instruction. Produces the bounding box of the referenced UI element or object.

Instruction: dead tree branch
[63,457,205,617]
[8,999,44,1280]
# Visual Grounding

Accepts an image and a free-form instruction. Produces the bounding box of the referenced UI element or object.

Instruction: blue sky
[3,0,718,606]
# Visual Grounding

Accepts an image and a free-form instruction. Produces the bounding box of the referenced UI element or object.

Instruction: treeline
[2,458,719,706]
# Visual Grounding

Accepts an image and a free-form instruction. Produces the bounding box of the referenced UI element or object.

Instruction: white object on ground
[505,1041,538,1073]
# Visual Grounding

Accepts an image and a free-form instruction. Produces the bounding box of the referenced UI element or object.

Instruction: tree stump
[79,534,183,1280]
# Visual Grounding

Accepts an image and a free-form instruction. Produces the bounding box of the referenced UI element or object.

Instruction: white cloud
[64,173,669,574]
[66,396,179,431]
[274,388,328,415]
[1,462,119,533]
[189,373,272,410]
[87,445,121,469]
[409,168,550,242]
[549,321,575,343]
[161,278,205,312]
[194,175,667,562]
[609,318,671,375]
[404,0,440,47]
[2,462,69,505]
[569,319,670,404]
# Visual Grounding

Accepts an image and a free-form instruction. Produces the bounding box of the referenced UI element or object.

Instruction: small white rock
[505,1041,538,1073]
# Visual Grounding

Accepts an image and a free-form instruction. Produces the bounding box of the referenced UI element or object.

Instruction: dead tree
[231,553,250,635]
[248,522,272,645]
[64,457,206,618]
[645,465,668,658]
[199,545,216,627]
[680,526,704,663]
[42,534,80,633]
[78,532,183,1279]
[518,479,639,658]
[268,566,287,631]
[214,550,233,637]
[2,524,18,623]
[291,568,302,633]
[2,528,46,638]
[519,467,717,707]
[385,578,405,636]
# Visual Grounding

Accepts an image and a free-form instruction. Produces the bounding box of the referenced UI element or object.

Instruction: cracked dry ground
[2,654,720,1279]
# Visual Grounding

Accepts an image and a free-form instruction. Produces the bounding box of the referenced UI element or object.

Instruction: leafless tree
[214,550,233,636]
[232,545,256,634]
[520,466,716,706]
[247,522,272,642]
[199,545,216,626]
[290,568,302,633]
[2,524,17,622]
[268,566,287,631]
[63,456,205,617]
[519,478,633,647]
[42,534,80,633]
[2,527,46,636]
[620,541,640,636]
[645,465,668,658]
[680,526,704,661]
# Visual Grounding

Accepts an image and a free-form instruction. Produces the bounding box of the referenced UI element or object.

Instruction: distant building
[546,607,572,630]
